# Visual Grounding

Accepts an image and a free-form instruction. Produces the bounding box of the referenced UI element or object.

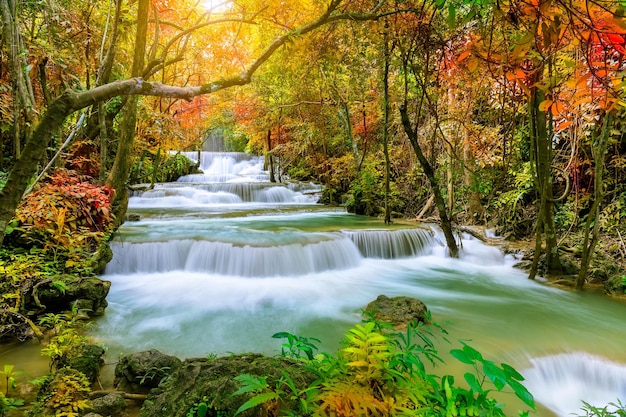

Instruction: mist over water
[92,152,626,416]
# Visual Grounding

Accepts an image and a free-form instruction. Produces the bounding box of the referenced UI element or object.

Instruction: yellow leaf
[538,100,553,112]
[467,57,479,72]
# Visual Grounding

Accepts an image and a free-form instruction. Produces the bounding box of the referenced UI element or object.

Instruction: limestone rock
[114,350,182,393]
[365,295,429,328]
[139,353,316,417]
[91,392,127,417]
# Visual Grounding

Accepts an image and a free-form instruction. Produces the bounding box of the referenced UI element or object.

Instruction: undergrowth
[230,317,536,417]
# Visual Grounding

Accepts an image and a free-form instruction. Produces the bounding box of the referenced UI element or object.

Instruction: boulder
[114,350,182,393]
[91,392,127,417]
[139,353,316,417]
[365,295,429,328]
[61,343,106,383]
[35,276,111,317]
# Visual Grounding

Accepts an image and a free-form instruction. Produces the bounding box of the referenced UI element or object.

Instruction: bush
[231,318,536,417]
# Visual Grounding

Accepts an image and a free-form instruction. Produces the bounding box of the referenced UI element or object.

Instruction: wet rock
[35,276,111,317]
[139,353,316,417]
[91,392,127,417]
[114,350,182,394]
[365,295,429,328]
[61,343,106,383]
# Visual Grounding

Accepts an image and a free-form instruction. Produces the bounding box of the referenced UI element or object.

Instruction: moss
[139,354,316,417]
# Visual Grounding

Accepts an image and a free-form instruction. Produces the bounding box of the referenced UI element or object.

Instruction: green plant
[0,365,22,396]
[186,395,210,417]
[232,319,536,417]
[577,399,626,417]
[272,331,321,360]
[136,366,171,385]
[41,326,88,371]
[0,392,24,417]
[41,368,91,417]
[0,365,24,417]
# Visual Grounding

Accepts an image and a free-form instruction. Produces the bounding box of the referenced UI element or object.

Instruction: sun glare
[202,0,232,12]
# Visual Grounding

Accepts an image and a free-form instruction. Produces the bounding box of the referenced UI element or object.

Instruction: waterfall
[106,236,363,276]
[341,228,435,259]
[523,352,626,416]
[95,148,626,404]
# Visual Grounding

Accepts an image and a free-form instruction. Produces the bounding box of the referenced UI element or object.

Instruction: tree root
[89,390,148,401]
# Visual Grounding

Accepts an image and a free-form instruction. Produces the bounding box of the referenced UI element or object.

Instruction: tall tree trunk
[105,0,150,222]
[576,113,612,289]
[266,130,276,183]
[400,103,459,258]
[382,23,391,224]
[464,131,483,223]
[1,0,36,158]
[528,86,562,279]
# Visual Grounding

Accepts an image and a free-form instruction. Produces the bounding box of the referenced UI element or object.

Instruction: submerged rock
[365,295,429,328]
[114,349,182,394]
[139,353,316,417]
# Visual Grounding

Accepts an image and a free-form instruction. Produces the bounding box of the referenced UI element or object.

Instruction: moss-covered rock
[34,276,110,317]
[365,295,429,328]
[59,343,106,384]
[139,353,316,417]
[114,350,182,394]
[91,392,127,417]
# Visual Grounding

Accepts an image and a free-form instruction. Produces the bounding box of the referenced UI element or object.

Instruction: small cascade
[106,236,362,276]
[523,352,626,416]
[342,228,435,259]
[130,152,319,205]
[179,151,257,170]
[132,183,316,205]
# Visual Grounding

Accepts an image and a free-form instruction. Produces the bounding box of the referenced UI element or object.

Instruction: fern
[342,322,392,382]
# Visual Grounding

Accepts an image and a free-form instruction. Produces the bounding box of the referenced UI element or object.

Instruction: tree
[0,0,413,248]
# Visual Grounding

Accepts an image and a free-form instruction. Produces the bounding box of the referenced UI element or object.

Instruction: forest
[1,0,626,415]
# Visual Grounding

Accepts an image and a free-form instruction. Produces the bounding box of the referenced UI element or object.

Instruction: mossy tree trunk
[576,113,612,289]
[105,0,150,223]
[382,22,392,224]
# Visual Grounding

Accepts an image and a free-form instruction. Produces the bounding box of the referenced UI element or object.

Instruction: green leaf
[508,380,536,409]
[234,392,279,416]
[501,363,525,381]
[464,372,482,392]
[450,349,474,365]
[482,360,506,390]
[448,3,456,28]
[231,374,268,396]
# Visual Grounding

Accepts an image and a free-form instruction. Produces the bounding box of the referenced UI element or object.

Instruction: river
[88,151,626,416]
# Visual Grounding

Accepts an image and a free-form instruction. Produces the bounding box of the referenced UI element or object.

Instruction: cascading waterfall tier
[523,352,626,416]
[106,236,363,277]
[342,228,434,259]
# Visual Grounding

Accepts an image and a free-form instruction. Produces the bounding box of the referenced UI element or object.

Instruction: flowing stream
[89,152,626,416]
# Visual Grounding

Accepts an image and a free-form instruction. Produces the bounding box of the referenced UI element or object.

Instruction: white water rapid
[93,151,626,417]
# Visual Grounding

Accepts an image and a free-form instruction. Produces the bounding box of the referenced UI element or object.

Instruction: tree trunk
[266,130,275,183]
[576,113,611,289]
[400,103,459,258]
[1,0,36,157]
[105,0,150,222]
[382,24,391,224]
[464,133,483,224]
[528,86,562,279]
